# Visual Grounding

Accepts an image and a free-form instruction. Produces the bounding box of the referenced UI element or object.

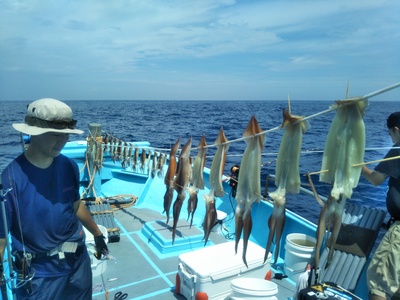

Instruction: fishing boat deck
[89,199,386,300]
[59,141,386,300]
[90,205,298,300]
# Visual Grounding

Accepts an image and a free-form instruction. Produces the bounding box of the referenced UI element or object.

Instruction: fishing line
[0,176,16,293]
[5,171,27,256]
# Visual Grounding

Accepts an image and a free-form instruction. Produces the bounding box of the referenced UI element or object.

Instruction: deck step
[141,219,207,254]
[85,202,121,243]
[317,203,386,291]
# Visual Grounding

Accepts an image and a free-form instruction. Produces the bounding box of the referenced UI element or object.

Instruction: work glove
[94,234,108,260]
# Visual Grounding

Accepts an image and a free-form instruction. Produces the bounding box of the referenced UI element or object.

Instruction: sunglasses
[45,119,77,130]
[25,116,77,130]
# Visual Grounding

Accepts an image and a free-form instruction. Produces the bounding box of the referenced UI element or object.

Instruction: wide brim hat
[12,98,84,136]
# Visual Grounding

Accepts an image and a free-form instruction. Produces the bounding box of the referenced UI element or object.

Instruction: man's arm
[74,200,108,259]
[362,165,388,186]
[73,200,103,237]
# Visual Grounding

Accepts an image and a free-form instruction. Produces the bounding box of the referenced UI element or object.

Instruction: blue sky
[1,0,399,101]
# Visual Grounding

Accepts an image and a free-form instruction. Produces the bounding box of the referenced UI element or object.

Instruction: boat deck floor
[91,205,297,300]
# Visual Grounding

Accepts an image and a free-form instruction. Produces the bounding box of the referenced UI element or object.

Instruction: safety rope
[83,194,138,210]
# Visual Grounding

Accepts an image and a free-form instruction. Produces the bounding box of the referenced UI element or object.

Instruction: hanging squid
[121,141,129,169]
[171,137,192,244]
[163,138,180,225]
[140,148,147,172]
[187,134,207,228]
[151,151,158,178]
[265,109,309,264]
[133,147,139,171]
[110,137,117,162]
[103,132,109,152]
[157,153,166,178]
[235,116,265,267]
[147,150,153,176]
[202,128,229,246]
[94,139,104,174]
[312,98,368,270]
[115,139,123,162]
[209,129,229,198]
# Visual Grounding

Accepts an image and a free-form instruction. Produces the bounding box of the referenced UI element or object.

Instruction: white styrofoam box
[177,240,271,300]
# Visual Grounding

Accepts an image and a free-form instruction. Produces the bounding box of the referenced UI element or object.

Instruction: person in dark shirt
[362,111,400,300]
[0,98,108,299]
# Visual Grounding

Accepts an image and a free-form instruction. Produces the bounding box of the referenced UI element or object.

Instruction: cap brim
[12,123,84,136]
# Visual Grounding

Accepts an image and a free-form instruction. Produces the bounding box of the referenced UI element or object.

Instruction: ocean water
[0,99,398,224]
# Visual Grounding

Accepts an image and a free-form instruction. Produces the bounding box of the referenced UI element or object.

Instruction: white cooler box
[177,240,271,300]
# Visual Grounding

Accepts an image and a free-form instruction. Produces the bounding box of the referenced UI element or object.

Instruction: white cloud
[0,0,399,100]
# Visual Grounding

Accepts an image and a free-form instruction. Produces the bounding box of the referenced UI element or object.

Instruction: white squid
[312,98,368,270]
[187,134,207,228]
[203,128,229,246]
[235,116,265,267]
[265,109,309,263]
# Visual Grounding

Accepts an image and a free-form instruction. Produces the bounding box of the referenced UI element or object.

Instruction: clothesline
[99,82,399,153]
[195,82,400,151]
[151,145,400,154]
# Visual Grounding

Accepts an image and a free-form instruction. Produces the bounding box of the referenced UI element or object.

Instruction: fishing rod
[0,176,16,300]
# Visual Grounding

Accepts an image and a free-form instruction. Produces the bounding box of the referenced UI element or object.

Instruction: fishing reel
[229,165,240,198]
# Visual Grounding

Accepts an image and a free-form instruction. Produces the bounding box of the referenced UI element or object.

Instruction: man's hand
[94,235,108,260]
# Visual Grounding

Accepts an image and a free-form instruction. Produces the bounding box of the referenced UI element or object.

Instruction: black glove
[94,234,108,260]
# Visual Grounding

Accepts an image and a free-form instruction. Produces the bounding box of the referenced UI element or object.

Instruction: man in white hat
[0,98,108,299]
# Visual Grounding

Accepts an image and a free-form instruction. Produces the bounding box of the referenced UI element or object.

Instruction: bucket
[230,278,278,300]
[83,225,109,277]
[84,224,108,244]
[211,210,227,233]
[284,233,316,282]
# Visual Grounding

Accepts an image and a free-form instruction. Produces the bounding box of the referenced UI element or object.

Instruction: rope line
[79,82,400,189]
[195,82,400,150]
[98,82,400,153]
